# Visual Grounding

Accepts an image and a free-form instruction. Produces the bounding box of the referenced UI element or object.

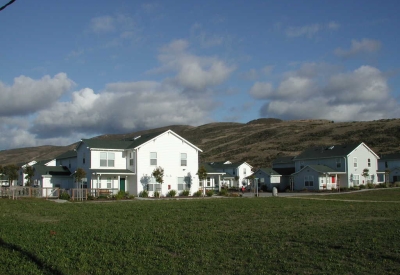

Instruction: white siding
[135,131,200,196]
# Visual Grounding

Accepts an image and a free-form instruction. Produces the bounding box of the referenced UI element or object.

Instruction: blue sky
[0,0,399,150]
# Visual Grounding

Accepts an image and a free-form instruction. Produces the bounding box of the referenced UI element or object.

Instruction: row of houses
[1,129,400,196]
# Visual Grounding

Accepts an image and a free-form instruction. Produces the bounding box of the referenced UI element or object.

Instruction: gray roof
[33,165,71,176]
[90,169,135,175]
[379,153,400,160]
[255,167,280,176]
[206,161,249,170]
[55,150,77,160]
[272,156,296,164]
[200,163,226,174]
[295,143,361,160]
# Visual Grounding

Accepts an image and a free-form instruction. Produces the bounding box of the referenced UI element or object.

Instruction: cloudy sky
[0,0,399,150]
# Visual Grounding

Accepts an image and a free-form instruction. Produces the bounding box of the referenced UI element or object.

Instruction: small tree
[362,168,369,185]
[196,165,208,196]
[152,166,164,197]
[75,168,86,187]
[3,164,18,186]
[24,165,35,186]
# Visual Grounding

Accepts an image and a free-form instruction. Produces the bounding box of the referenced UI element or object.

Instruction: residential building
[292,143,382,190]
[205,161,253,188]
[378,153,400,183]
[75,130,202,196]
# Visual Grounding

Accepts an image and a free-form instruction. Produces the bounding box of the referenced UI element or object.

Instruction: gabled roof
[206,161,252,170]
[200,163,226,175]
[295,143,378,160]
[56,150,77,160]
[379,153,400,161]
[255,167,281,176]
[78,130,202,152]
[272,156,296,164]
[33,165,71,176]
[293,164,344,175]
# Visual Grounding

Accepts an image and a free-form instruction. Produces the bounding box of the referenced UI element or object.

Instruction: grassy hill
[1,118,400,168]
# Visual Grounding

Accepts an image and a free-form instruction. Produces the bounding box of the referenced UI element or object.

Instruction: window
[207,177,211,187]
[181,153,187,166]
[100,152,115,167]
[83,153,86,164]
[147,177,160,191]
[260,178,265,183]
[368,158,371,167]
[385,161,388,168]
[178,177,191,191]
[304,176,314,187]
[150,152,157,166]
[129,152,135,166]
[353,157,357,168]
[353,174,359,186]
[107,178,111,189]
[336,158,341,168]
[300,162,304,169]
[243,168,246,175]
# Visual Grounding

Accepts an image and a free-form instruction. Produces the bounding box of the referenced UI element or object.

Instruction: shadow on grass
[0,238,64,275]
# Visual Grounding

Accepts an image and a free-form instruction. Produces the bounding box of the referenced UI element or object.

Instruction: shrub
[139,190,149,198]
[359,184,366,189]
[206,190,214,197]
[154,191,160,198]
[376,183,387,188]
[261,184,268,192]
[366,183,374,189]
[193,190,202,197]
[115,191,127,200]
[219,188,228,196]
[167,190,177,197]
[391,182,400,187]
[340,187,348,192]
[59,192,70,200]
[228,193,240,197]
[180,190,190,196]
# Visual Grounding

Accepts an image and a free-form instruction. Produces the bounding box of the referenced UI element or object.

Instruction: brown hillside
[1,118,400,168]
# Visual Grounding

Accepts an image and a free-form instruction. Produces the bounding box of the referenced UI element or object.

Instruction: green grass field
[1,189,400,274]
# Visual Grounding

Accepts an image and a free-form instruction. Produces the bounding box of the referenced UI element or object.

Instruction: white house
[200,163,226,193]
[17,159,56,186]
[75,130,202,197]
[292,143,382,190]
[378,153,400,183]
[205,161,253,188]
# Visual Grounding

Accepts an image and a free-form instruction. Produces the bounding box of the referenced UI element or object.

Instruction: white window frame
[100,152,115,167]
[243,168,246,175]
[368,158,371,167]
[147,177,160,192]
[300,162,304,169]
[353,174,360,186]
[107,178,112,189]
[206,177,211,187]
[150,152,157,166]
[353,157,358,168]
[180,153,187,166]
[178,177,191,191]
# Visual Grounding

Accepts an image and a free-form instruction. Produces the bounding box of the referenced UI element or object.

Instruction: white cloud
[90,16,115,33]
[286,22,339,38]
[0,73,74,116]
[334,38,382,57]
[153,39,236,92]
[32,82,214,139]
[256,64,399,121]
[190,24,224,48]
[249,82,274,99]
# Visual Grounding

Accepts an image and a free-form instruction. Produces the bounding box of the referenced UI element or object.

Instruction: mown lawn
[311,188,400,201]
[0,191,400,275]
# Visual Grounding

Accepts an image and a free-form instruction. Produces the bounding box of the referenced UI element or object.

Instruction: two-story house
[292,143,382,191]
[378,153,400,183]
[205,161,253,188]
[75,130,202,196]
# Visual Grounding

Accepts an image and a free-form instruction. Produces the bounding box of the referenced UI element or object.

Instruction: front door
[120,178,126,192]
